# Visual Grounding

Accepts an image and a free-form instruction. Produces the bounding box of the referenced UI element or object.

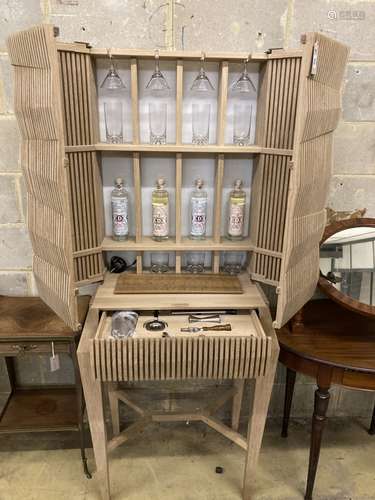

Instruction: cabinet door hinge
[310,40,319,77]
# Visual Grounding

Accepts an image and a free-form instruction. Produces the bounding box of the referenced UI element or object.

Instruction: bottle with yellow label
[227,179,246,241]
[152,177,169,241]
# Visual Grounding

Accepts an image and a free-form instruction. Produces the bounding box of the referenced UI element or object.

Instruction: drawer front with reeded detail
[90,312,271,382]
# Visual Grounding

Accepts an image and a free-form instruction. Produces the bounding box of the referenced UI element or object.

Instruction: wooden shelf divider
[175,153,183,273]
[131,57,142,273]
[213,154,225,273]
[175,59,184,273]
[217,61,229,146]
[176,59,183,146]
[130,57,140,144]
[133,152,142,273]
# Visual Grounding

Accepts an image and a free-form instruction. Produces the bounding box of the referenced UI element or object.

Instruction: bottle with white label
[190,178,207,240]
[152,177,169,241]
[227,179,246,241]
[111,177,128,241]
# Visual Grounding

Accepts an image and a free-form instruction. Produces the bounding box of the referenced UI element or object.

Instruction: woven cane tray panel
[114,274,243,294]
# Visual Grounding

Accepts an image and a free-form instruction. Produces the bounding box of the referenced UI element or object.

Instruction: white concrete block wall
[0,0,374,418]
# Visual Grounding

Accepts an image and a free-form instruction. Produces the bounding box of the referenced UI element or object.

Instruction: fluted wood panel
[91,313,271,382]
[67,152,104,283]
[250,56,301,285]
[250,154,291,283]
[59,49,104,283]
[275,33,349,327]
[92,335,271,382]
[7,25,79,330]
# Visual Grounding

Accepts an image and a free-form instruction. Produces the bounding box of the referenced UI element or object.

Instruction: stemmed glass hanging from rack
[145,50,170,91]
[231,58,256,93]
[190,52,215,92]
[100,49,126,90]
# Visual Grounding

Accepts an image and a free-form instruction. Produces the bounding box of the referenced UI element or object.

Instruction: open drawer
[90,312,272,382]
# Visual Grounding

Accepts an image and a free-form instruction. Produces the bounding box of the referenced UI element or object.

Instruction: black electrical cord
[110,256,136,273]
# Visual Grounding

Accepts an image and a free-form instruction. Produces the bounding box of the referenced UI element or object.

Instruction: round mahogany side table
[277,298,375,500]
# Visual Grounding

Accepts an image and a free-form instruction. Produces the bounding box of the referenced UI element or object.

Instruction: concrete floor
[0,419,374,500]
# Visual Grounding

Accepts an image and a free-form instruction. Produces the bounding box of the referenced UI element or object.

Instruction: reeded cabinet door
[274,33,349,327]
[250,32,349,327]
[7,24,104,330]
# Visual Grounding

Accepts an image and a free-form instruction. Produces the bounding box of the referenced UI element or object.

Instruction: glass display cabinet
[7,24,349,500]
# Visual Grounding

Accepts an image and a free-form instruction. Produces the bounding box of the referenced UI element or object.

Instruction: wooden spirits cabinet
[7,25,349,500]
[7,25,349,330]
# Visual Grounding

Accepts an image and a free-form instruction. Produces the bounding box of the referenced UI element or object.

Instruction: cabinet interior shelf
[101,236,253,252]
[91,272,265,311]
[66,143,293,156]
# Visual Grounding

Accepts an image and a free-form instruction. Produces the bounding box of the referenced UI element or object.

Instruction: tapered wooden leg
[231,380,245,431]
[108,383,120,437]
[243,344,278,500]
[281,368,296,438]
[71,339,91,478]
[305,386,330,500]
[77,310,110,500]
[369,401,375,435]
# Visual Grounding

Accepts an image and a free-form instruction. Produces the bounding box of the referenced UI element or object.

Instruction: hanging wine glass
[232,57,256,93]
[190,52,215,92]
[146,50,170,91]
[100,49,126,90]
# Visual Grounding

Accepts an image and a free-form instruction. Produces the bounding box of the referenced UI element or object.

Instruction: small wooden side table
[0,295,91,477]
[277,299,375,500]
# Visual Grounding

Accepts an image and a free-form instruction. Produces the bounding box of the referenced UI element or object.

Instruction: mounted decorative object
[7,24,349,500]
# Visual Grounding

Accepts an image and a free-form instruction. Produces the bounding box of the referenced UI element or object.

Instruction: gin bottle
[111,177,129,241]
[190,178,208,240]
[227,179,246,241]
[152,177,169,241]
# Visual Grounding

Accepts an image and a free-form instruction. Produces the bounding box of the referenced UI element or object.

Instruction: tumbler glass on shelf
[233,102,252,146]
[186,252,205,273]
[149,102,167,144]
[151,253,169,273]
[104,100,123,143]
[223,252,244,275]
[192,102,210,145]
